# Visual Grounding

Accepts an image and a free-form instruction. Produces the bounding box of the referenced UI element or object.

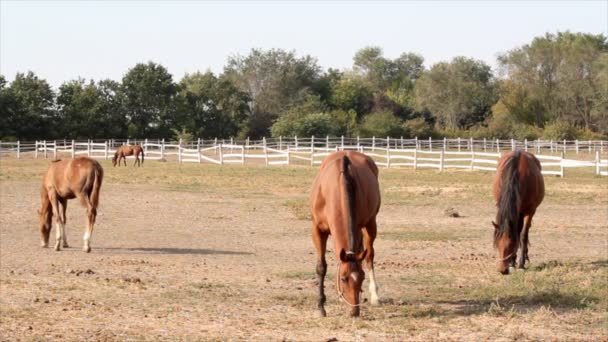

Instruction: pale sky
[1,0,607,88]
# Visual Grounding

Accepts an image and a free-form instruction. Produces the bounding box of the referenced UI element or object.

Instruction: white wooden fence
[1,137,607,177]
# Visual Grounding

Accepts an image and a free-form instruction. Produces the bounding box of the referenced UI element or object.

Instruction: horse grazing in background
[492,150,544,274]
[310,151,381,317]
[112,145,144,167]
[38,157,104,253]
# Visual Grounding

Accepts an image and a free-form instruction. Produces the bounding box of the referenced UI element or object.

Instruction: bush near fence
[1,137,606,177]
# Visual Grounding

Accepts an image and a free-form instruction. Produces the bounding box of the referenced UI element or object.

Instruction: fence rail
[1,137,607,177]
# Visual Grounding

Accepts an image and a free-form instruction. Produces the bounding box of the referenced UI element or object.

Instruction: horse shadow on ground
[96,247,253,256]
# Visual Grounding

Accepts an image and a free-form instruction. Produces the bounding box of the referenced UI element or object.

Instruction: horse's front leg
[312,226,328,317]
[518,214,533,269]
[59,198,69,248]
[364,219,380,306]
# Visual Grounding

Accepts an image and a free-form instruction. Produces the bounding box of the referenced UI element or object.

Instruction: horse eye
[340,277,347,282]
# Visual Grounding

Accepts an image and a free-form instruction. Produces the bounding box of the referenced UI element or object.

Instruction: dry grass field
[1,158,606,341]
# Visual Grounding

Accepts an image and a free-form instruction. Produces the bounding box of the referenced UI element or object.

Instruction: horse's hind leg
[82,197,97,253]
[48,191,64,251]
[364,218,380,306]
[312,225,328,317]
[59,198,69,248]
[518,214,533,269]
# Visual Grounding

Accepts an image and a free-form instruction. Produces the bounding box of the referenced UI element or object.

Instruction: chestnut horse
[492,150,544,274]
[39,157,104,253]
[310,151,381,317]
[112,144,144,167]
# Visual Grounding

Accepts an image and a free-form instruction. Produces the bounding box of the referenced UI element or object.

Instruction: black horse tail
[342,155,357,256]
[495,151,522,246]
[141,148,144,165]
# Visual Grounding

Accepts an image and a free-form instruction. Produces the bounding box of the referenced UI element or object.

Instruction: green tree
[56,79,127,139]
[498,32,608,132]
[415,57,497,130]
[224,48,322,137]
[122,62,177,138]
[176,72,249,138]
[2,71,56,139]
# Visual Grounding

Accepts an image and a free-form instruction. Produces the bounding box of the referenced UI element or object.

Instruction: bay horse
[310,151,381,317]
[492,150,544,274]
[112,144,144,167]
[38,157,104,253]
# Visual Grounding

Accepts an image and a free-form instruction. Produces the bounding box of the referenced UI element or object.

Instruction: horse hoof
[83,246,91,253]
[63,244,69,248]
[317,309,327,318]
[371,297,380,306]
[41,242,48,248]
[54,244,61,252]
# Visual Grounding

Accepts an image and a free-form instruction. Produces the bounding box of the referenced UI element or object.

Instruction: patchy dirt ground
[0,159,607,341]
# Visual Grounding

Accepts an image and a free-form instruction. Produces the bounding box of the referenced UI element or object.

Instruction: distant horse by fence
[492,150,545,274]
[39,157,104,253]
[113,145,144,167]
[310,151,381,317]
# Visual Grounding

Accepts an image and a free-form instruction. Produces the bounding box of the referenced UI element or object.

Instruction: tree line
[1,31,606,141]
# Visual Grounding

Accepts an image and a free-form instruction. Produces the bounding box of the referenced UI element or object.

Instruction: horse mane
[341,156,358,257]
[494,151,522,246]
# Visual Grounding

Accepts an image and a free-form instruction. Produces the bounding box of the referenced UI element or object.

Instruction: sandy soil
[0,168,606,341]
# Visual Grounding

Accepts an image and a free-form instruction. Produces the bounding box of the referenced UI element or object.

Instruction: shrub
[403,117,435,138]
[357,111,406,138]
[542,121,577,140]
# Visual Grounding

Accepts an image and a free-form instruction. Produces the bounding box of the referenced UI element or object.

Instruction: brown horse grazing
[310,151,381,317]
[39,157,104,253]
[112,145,144,167]
[492,150,544,274]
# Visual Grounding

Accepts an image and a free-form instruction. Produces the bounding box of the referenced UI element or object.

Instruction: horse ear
[339,249,347,262]
[492,221,499,229]
[356,249,368,262]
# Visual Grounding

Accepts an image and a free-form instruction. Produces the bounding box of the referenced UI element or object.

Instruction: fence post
[311,136,315,167]
[386,137,390,168]
[43,140,47,159]
[400,136,404,149]
[341,135,344,150]
[198,139,202,164]
[439,149,444,172]
[496,139,500,153]
[71,140,75,159]
[524,139,528,152]
[560,152,564,177]
[413,148,417,171]
[470,150,475,170]
[357,136,360,151]
[442,137,446,151]
[563,139,566,154]
[483,138,487,152]
[575,140,579,154]
[511,138,515,151]
[415,136,418,150]
[295,136,298,150]
[87,139,91,157]
[372,136,375,151]
[601,140,604,153]
[218,143,223,165]
[35,141,38,159]
[241,145,245,165]
[160,139,165,160]
[279,136,282,151]
[16,141,20,159]
[596,151,600,175]
[326,135,329,150]
[588,140,592,153]
[469,137,473,151]
[264,143,269,167]
[104,141,108,160]
[458,137,461,152]
[286,145,290,166]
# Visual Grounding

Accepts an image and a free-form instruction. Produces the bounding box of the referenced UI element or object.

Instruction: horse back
[311,151,381,229]
[493,151,544,213]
